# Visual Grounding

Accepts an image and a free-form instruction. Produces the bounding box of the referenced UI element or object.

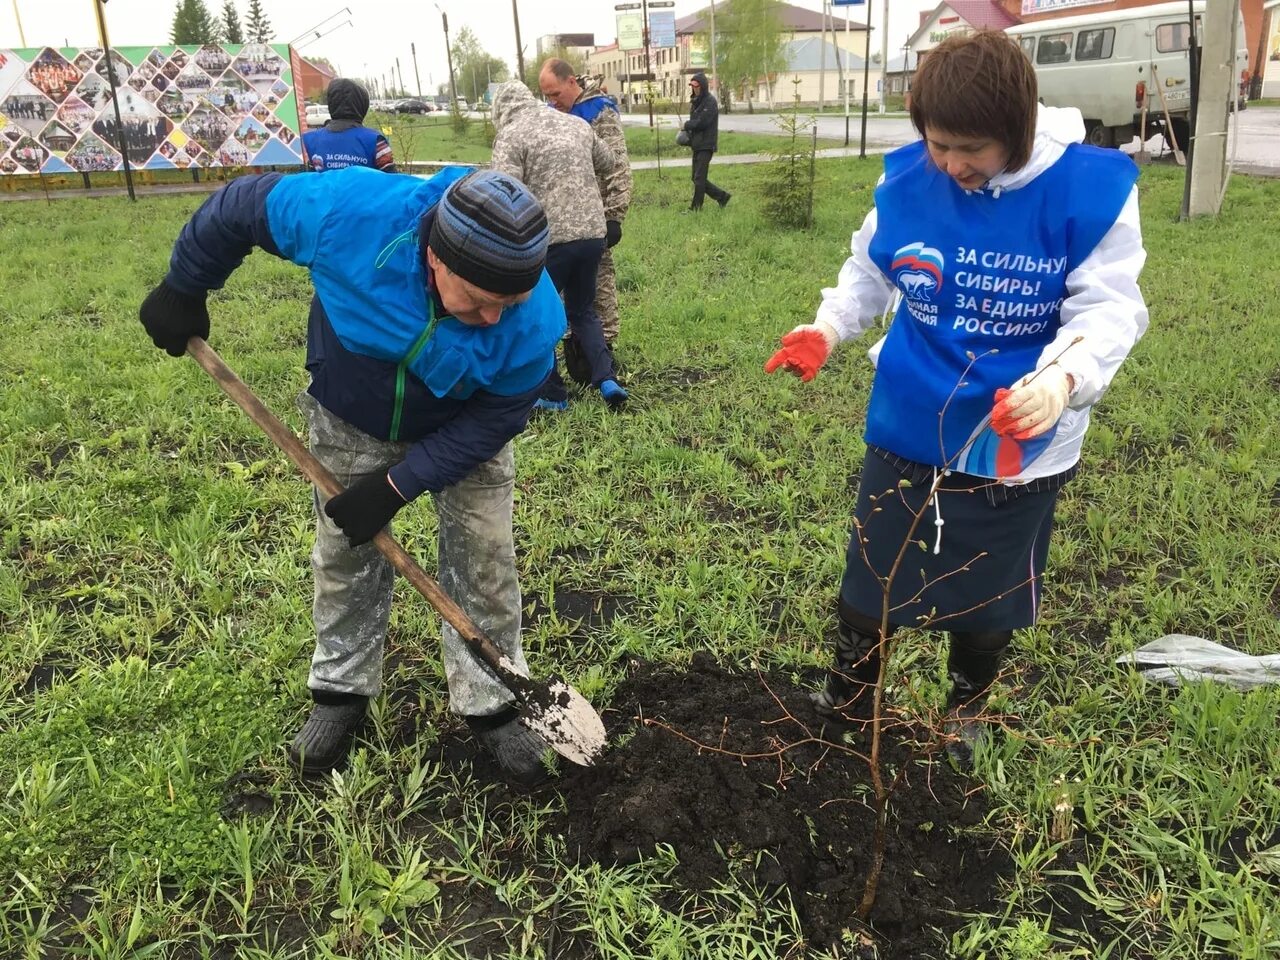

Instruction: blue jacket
[302,125,384,171]
[165,166,566,500]
[864,139,1136,476]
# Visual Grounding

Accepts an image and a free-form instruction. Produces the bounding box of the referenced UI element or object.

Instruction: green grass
[2,160,1279,958]
[376,112,846,164]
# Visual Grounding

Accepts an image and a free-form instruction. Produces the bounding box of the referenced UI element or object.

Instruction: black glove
[139,279,210,357]
[605,220,622,249]
[324,473,407,547]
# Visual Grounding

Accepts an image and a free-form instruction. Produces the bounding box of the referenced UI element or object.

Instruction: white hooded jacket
[815,106,1149,482]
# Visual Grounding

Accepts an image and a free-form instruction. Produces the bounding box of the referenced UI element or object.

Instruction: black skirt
[839,449,1064,632]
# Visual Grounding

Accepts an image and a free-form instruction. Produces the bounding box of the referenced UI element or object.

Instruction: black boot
[466,708,552,787]
[811,617,884,722]
[288,692,368,776]
[944,632,1010,764]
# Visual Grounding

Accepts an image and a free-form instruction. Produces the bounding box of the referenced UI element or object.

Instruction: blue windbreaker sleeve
[387,385,540,500]
[165,173,286,295]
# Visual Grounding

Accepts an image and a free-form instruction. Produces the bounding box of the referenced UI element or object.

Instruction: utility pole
[439,6,459,108]
[396,57,405,97]
[1179,0,1201,220]
[411,42,422,96]
[878,0,889,112]
[512,0,525,81]
[859,0,871,157]
[843,2,851,145]
[642,0,653,128]
[709,0,717,96]
[819,0,828,111]
[91,0,134,201]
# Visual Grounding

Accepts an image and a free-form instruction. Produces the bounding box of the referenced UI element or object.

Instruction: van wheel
[1165,118,1190,152]
[1084,121,1115,148]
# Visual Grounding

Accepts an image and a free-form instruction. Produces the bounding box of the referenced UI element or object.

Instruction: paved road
[624,105,1280,174]
[623,110,912,148]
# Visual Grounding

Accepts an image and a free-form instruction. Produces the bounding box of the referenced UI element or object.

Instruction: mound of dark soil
[542,653,1011,958]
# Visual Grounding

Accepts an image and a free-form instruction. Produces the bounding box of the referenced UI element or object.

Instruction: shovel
[1150,64,1186,167]
[186,337,607,767]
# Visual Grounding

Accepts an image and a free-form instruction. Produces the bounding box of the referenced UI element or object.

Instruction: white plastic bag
[1117,634,1280,690]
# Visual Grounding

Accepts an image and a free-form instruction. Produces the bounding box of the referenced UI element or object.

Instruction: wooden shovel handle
[185,337,527,691]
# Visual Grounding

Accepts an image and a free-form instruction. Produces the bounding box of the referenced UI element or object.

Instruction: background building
[536,33,597,59]
[586,1,872,108]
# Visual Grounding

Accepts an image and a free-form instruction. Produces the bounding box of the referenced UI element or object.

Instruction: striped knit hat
[428,170,549,295]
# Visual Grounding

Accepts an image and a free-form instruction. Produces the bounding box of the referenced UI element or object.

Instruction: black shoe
[811,620,881,723]
[717,192,731,209]
[810,661,879,722]
[288,697,367,775]
[468,712,553,786]
[943,700,990,767]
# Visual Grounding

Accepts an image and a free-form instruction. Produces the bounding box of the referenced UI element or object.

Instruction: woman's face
[923,127,1011,190]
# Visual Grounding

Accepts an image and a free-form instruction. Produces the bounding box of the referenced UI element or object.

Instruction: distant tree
[452,26,509,106]
[245,0,272,43]
[523,45,587,93]
[696,0,787,111]
[307,56,337,76]
[220,0,244,44]
[171,0,221,45]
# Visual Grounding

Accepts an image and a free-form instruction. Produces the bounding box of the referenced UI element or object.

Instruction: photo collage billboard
[0,43,305,175]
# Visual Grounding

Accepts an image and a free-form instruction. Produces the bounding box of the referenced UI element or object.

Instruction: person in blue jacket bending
[302,78,395,173]
[139,167,567,784]
[766,31,1148,762]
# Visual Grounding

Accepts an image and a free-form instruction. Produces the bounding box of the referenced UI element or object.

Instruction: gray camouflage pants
[299,392,527,717]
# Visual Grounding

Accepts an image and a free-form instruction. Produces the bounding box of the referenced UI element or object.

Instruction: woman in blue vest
[302,78,396,173]
[766,31,1148,759]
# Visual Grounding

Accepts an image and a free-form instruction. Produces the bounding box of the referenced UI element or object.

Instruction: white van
[1007,1,1247,148]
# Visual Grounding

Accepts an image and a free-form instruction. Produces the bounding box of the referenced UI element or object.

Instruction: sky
[1,0,938,94]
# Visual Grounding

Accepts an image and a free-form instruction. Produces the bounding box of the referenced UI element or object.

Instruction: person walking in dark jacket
[302,78,396,172]
[683,72,730,212]
[138,167,567,784]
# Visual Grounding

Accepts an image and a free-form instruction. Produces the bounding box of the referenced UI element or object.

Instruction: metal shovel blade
[185,338,609,768]
[517,677,608,767]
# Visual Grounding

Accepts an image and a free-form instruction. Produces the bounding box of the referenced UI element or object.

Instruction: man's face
[690,79,701,97]
[923,127,1010,191]
[427,247,532,326]
[539,70,579,112]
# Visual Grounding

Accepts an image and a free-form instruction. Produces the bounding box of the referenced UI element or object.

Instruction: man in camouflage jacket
[539,58,632,378]
[491,80,627,409]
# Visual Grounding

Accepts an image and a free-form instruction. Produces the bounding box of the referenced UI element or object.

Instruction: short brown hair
[909,30,1038,172]
[541,58,575,82]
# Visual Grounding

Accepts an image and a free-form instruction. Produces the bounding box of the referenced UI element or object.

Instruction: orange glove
[990,368,1073,440]
[764,324,838,382]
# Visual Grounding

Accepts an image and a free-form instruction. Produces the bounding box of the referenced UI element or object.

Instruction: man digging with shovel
[139,166,569,784]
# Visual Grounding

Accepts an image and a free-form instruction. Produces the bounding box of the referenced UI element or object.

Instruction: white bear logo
[898,270,938,300]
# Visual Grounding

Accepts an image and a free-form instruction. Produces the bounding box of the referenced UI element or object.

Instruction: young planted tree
[244,0,272,43]
[221,0,245,45]
[171,0,222,45]
[761,78,818,229]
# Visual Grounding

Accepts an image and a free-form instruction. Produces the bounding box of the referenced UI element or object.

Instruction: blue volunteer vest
[864,140,1137,477]
[266,165,565,401]
[302,125,380,171]
[570,95,618,125]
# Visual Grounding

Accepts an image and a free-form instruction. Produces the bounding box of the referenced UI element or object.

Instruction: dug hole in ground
[429,649,1095,958]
